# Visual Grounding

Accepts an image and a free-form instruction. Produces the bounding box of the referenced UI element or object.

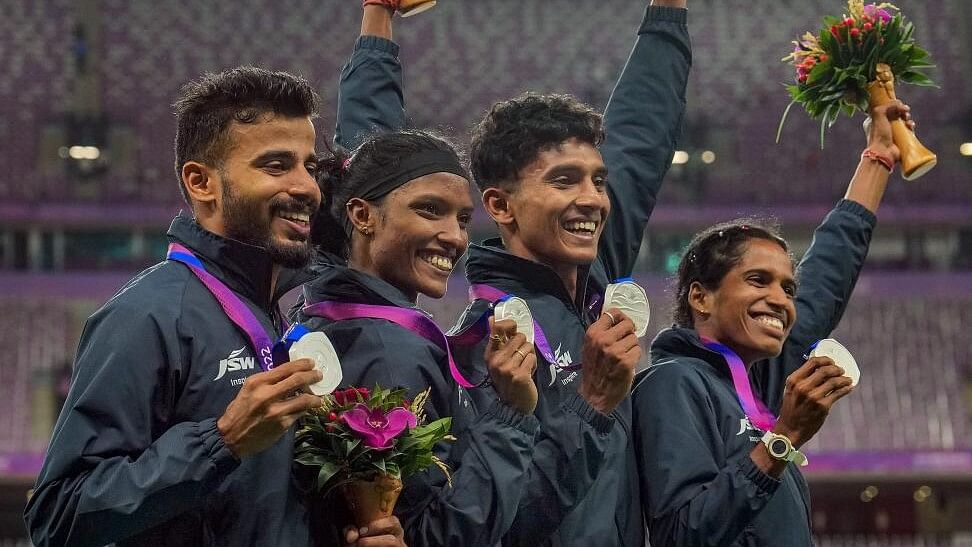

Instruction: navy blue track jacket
[330,6,689,545]
[24,215,313,547]
[292,263,539,547]
[632,199,878,546]
[450,8,691,546]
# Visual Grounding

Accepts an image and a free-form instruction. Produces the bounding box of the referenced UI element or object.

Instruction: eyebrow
[409,193,474,212]
[745,268,797,286]
[251,150,317,165]
[544,164,609,179]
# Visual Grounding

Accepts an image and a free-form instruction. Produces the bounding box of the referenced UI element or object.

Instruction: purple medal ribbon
[462,284,581,371]
[301,300,478,389]
[701,337,777,432]
[167,243,279,371]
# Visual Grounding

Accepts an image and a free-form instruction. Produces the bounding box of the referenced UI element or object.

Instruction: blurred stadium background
[1,0,971,544]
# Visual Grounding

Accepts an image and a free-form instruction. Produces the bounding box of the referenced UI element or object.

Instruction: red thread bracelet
[861,149,894,172]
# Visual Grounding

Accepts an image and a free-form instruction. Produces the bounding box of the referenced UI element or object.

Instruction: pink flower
[863,4,892,24]
[342,404,418,449]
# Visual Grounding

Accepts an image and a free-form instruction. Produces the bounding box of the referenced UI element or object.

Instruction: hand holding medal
[603,278,651,338]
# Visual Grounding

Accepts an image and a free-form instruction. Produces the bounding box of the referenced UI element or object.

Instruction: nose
[574,178,602,209]
[289,167,322,209]
[765,283,790,310]
[438,219,469,254]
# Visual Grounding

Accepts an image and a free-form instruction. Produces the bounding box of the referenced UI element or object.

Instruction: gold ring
[514,348,527,359]
[603,310,619,326]
[489,334,503,342]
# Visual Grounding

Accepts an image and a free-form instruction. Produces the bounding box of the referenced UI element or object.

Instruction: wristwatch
[760,431,808,467]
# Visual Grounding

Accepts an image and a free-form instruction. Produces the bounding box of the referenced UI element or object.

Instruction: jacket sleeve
[633,362,780,547]
[598,5,691,280]
[334,35,406,152]
[24,297,239,547]
[306,319,540,547]
[755,199,878,414]
[453,326,616,545]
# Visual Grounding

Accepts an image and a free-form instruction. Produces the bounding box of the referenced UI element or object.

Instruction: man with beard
[23,67,403,547]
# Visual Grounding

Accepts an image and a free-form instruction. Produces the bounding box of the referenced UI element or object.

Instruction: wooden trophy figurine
[867,63,937,180]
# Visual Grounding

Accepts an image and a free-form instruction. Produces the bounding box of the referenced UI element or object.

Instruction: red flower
[863,22,872,31]
[844,17,855,26]
[850,27,860,38]
[328,412,338,422]
[819,54,829,62]
[356,387,370,399]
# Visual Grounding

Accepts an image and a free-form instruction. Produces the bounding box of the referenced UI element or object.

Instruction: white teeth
[564,221,597,234]
[755,315,784,331]
[279,212,310,224]
[423,255,453,272]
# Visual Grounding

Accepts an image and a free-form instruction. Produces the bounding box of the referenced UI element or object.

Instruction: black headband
[341,149,468,236]
[352,149,468,202]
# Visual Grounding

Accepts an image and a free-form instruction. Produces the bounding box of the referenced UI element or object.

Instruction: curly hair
[173,66,320,203]
[311,130,466,259]
[672,218,793,327]
[469,93,603,192]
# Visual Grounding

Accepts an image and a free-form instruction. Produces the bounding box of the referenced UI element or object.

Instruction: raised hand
[484,317,539,415]
[773,356,854,448]
[344,516,406,547]
[864,99,914,162]
[579,308,640,414]
[216,358,323,458]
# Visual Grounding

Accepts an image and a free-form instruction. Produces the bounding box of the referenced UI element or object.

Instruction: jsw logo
[214,347,256,381]
[548,343,575,386]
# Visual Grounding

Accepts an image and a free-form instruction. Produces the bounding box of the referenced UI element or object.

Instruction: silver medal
[288,331,343,395]
[493,296,535,344]
[810,338,860,386]
[603,281,651,337]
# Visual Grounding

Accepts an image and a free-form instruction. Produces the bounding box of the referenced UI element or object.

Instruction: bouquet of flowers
[294,385,453,526]
[777,1,937,179]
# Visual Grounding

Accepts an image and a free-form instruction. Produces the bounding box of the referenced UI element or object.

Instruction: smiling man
[323,1,690,544]
[25,66,328,547]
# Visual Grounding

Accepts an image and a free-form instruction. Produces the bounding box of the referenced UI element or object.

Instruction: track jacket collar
[302,261,423,312]
[166,213,284,311]
[465,237,593,312]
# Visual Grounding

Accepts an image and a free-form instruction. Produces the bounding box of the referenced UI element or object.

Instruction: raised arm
[755,101,912,413]
[598,1,691,280]
[334,4,406,151]
[24,302,239,547]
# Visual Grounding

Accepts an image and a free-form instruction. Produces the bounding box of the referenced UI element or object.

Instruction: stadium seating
[1,0,968,207]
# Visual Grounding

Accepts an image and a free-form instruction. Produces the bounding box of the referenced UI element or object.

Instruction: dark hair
[469,93,603,192]
[311,130,466,258]
[173,66,320,203]
[672,219,792,327]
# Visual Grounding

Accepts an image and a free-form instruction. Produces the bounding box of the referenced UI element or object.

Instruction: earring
[360,226,372,235]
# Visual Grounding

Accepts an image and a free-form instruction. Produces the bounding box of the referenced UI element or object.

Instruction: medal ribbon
[701,337,777,432]
[462,284,581,371]
[167,243,284,371]
[301,301,477,389]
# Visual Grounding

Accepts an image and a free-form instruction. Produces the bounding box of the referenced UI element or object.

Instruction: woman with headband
[294,130,541,547]
[631,101,915,546]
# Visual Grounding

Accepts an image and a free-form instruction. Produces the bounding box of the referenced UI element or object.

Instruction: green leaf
[776,100,797,144]
[316,460,343,491]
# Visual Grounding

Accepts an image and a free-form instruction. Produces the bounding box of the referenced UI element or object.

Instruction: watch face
[769,438,790,458]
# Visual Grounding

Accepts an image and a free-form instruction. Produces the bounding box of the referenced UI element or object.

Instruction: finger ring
[489,334,503,342]
[603,310,618,326]
[514,349,527,359]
